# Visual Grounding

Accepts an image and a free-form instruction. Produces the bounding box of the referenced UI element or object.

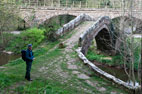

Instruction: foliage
[5,28,45,53]
[0,72,21,90]
[100,0,112,8]
[39,15,75,41]
[14,79,68,94]
[87,37,141,70]
[0,3,26,49]
[41,21,60,41]
[0,4,20,31]
[0,33,15,49]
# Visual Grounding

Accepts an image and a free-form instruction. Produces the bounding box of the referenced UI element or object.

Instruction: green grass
[0,22,129,94]
[14,79,69,94]
[86,37,141,70]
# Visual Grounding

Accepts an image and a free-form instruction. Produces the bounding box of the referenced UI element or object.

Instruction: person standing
[25,44,34,81]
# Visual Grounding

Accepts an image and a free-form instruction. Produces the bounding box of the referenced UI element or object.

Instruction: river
[0,52,20,66]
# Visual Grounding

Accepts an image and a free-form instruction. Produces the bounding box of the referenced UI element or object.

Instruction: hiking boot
[27,79,33,81]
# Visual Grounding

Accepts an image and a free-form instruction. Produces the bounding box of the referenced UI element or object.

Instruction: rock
[68,65,78,70]
[111,91,117,94]
[10,31,21,35]
[0,66,6,69]
[3,50,13,55]
[98,87,106,92]
[77,74,90,79]
[102,57,112,60]
[72,71,80,74]
[86,80,97,87]
[58,42,66,48]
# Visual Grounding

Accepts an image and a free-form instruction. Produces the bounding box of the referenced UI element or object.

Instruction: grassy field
[0,26,129,94]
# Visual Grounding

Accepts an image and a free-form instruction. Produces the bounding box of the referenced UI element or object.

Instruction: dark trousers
[25,61,32,80]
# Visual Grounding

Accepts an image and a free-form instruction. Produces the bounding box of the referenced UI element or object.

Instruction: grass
[86,36,141,70]
[0,22,129,94]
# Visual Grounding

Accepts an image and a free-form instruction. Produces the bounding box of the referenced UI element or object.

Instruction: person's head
[28,44,32,50]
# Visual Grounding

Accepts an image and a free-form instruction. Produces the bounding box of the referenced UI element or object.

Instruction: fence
[0,0,142,10]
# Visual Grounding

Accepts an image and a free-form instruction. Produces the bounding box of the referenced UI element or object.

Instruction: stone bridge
[19,7,141,91]
[19,7,142,26]
[78,16,114,55]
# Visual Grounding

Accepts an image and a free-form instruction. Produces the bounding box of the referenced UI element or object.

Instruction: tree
[0,4,20,48]
[111,0,142,93]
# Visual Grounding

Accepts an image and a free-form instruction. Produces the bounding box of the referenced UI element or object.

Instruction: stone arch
[41,13,77,25]
[17,17,29,30]
[95,28,113,51]
[42,14,76,25]
[79,16,115,55]
[112,16,142,34]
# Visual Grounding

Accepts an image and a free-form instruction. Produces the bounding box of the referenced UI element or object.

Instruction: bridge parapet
[55,13,95,37]
[79,16,114,55]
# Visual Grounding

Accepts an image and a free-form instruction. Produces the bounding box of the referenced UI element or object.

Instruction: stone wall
[55,13,95,37]
[79,16,114,55]
[76,47,141,91]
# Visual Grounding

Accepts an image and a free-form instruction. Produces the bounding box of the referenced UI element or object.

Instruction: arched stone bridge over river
[20,7,142,25]
[20,7,142,91]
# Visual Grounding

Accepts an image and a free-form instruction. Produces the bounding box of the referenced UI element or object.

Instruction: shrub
[39,20,61,41]
[6,28,45,53]
[0,33,15,49]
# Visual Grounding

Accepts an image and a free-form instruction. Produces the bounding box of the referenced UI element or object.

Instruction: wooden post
[80,1,82,8]
[139,0,140,10]
[44,0,45,7]
[97,1,99,8]
[37,0,38,7]
[99,1,101,8]
[73,1,74,8]
[120,0,122,9]
[24,0,26,7]
[52,0,54,7]
[66,0,67,7]
[141,0,142,10]
[86,1,87,8]
[59,0,60,8]
[105,1,107,9]
[112,0,114,9]
[29,0,30,7]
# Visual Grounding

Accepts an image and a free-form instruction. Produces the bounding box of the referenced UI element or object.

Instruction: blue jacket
[26,49,34,62]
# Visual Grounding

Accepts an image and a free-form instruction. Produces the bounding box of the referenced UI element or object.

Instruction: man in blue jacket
[25,44,34,81]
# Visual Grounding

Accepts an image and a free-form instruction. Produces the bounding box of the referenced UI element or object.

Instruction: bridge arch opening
[95,28,112,52]
[39,14,76,41]
[42,14,76,26]
[112,16,142,34]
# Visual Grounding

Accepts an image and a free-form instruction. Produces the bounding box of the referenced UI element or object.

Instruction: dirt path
[64,21,94,51]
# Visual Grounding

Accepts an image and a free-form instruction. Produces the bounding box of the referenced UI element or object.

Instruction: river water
[94,62,139,86]
[0,52,20,66]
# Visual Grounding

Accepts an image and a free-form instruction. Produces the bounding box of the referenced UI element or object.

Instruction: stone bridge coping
[20,7,142,12]
[79,16,112,48]
[20,7,142,26]
[55,13,95,37]
[76,47,141,91]
[79,16,109,41]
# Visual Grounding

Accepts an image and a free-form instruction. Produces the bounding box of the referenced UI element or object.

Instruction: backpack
[21,50,26,61]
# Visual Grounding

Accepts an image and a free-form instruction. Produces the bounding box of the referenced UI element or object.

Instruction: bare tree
[0,3,20,48]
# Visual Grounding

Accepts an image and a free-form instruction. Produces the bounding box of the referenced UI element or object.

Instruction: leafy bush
[0,33,15,49]
[39,20,61,41]
[6,28,45,53]
[86,49,105,62]
[112,55,123,65]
